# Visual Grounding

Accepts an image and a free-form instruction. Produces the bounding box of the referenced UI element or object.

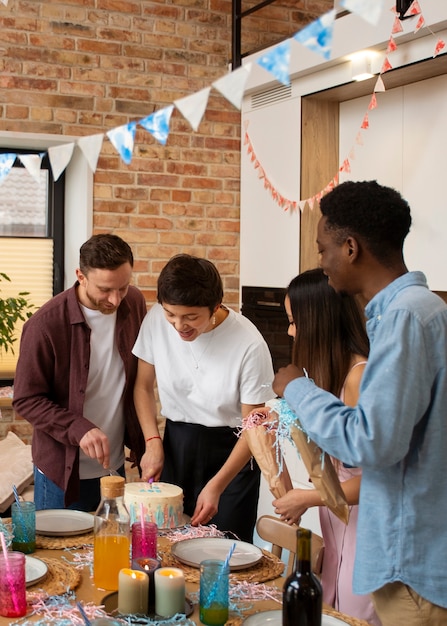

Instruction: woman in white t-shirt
[132,254,274,541]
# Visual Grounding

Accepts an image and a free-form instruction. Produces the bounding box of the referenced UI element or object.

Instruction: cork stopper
[100,475,125,498]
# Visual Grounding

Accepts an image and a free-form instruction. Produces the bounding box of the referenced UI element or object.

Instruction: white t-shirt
[80,307,125,478]
[132,303,274,428]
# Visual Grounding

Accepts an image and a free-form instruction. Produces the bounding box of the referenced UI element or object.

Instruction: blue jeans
[33,465,125,512]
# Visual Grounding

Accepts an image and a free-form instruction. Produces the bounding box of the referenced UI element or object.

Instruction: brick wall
[0,0,333,442]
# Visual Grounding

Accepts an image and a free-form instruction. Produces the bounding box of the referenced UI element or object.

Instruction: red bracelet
[145,435,162,443]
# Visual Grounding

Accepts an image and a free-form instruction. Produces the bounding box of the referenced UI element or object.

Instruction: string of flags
[244,0,446,212]
[0,0,445,205]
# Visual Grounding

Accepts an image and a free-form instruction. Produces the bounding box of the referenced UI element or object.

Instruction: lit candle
[132,557,161,614]
[154,567,185,617]
[118,568,149,615]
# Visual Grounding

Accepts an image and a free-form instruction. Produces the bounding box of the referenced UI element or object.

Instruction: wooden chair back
[256,514,324,577]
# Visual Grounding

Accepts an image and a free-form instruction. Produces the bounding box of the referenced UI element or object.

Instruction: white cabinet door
[240,93,301,291]
[339,74,447,290]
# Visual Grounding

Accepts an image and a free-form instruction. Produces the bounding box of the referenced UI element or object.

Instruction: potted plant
[0,272,34,355]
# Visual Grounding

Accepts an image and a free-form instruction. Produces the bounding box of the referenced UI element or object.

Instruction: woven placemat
[323,605,372,626]
[35,532,94,549]
[226,606,371,626]
[27,556,81,595]
[159,546,284,583]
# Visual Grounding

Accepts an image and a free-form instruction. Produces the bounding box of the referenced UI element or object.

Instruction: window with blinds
[0,152,64,379]
[0,238,54,376]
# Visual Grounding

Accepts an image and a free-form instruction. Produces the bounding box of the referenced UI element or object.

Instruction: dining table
[0,516,372,626]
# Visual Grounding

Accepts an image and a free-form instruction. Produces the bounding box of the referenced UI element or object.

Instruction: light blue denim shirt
[283,271,447,607]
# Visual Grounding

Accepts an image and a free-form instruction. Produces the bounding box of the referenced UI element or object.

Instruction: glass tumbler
[131,521,158,560]
[0,551,27,618]
[11,501,36,554]
[199,559,229,626]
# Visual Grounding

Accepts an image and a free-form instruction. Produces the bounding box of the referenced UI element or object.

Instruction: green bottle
[283,528,322,626]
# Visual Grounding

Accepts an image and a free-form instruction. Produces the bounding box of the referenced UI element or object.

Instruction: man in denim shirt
[273,181,447,626]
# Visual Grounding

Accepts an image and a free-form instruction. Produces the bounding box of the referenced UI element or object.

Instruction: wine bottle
[283,527,322,626]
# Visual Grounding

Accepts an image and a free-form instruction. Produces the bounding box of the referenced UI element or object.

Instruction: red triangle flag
[381,57,393,73]
[434,39,446,57]
[404,0,421,17]
[392,16,403,34]
[387,36,397,53]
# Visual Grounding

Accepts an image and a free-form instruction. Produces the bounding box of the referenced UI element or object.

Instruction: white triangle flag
[174,87,211,132]
[212,63,252,110]
[48,142,75,181]
[340,0,385,25]
[18,153,43,185]
[77,133,104,173]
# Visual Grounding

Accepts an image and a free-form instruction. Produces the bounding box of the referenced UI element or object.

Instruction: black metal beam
[232,0,278,69]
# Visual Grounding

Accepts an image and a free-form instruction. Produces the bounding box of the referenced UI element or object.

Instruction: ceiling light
[351,55,374,82]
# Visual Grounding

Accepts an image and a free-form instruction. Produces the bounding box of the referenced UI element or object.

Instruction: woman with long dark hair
[273,268,380,626]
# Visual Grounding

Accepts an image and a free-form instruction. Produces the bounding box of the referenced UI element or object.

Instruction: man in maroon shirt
[13,234,147,511]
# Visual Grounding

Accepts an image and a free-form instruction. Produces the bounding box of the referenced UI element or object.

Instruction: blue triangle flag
[107,122,137,165]
[257,40,291,86]
[139,105,174,146]
[294,9,336,60]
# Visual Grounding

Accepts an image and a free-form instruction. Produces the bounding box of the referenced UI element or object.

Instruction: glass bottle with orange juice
[93,476,130,590]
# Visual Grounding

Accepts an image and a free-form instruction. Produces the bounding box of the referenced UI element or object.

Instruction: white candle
[118,568,149,615]
[154,567,185,617]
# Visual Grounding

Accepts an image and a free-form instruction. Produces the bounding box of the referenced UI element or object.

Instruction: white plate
[25,555,48,587]
[171,537,263,571]
[35,509,94,536]
[243,611,349,626]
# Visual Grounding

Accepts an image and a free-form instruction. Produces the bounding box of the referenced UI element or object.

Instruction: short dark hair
[320,180,411,264]
[157,254,223,313]
[79,234,134,274]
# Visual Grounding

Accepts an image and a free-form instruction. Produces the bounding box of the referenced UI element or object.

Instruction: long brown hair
[288,268,369,396]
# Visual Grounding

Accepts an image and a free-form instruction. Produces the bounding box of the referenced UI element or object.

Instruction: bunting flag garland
[138,105,174,146]
[340,0,385,25]
[257,40,291,86]
[77,133,104,173]
[0,0,445,202]
[106,121,137,165]
[0,153,16,186]
[48,143,75,181]
[243,129,298,212]
[293,9,336,60]
[174,87,211,132]
[18,153,43,185]
[212,63,252,110]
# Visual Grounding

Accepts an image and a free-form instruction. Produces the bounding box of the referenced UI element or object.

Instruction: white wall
[339,74,447,290]
[240,94,301,290]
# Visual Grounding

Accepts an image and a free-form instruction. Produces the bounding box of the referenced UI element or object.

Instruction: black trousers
[161,419,260,543]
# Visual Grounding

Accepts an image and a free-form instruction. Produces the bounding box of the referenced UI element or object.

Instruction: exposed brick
[1,0,333,434]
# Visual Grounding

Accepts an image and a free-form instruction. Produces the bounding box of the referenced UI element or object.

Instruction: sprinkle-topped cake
[124,482,184,529]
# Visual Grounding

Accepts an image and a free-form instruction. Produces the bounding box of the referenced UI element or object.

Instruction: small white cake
[124,481,184,529]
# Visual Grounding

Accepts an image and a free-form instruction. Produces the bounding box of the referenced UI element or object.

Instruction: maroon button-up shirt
[13,283,147,506]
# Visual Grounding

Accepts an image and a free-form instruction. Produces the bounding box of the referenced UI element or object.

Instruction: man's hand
[273,364,304,397]
[79,428,110,469]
